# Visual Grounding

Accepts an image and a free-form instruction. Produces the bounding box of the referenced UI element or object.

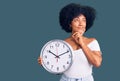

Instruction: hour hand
[48,50,58,57]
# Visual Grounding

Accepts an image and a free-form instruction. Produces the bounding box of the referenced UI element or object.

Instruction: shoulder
[85,37,101,51]
[64,37,75,47]
[64,38,72,44]
[84,37,96,45]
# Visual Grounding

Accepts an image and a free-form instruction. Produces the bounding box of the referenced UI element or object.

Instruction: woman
[38,3,102,81]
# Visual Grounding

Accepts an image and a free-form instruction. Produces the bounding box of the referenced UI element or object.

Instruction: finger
[37,57,41,61]
[72,32,79,36]
[72,32,78,38]
[74,34,81,39]
[38,57,42,64]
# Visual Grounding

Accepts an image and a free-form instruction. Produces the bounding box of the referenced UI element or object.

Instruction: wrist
[79,41,86,48]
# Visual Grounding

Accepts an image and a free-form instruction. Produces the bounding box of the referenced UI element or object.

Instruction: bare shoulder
[84,37,96,45]
[64,38,71,43]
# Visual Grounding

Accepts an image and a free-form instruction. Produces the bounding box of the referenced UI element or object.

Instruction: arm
[80,41,102,67]
[72,32,102,67]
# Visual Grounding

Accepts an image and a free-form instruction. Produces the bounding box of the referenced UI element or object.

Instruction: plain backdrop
[0,0,120,81]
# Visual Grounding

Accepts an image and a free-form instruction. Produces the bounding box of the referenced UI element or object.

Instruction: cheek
[83,28,86,32]
[79,28,85,35]
[83,22,86,26]
[80,29,86,35]
[83,27,86,30]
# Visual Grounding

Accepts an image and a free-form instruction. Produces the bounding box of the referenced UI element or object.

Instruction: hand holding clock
[38,39,73,74]
[38,57,42,65]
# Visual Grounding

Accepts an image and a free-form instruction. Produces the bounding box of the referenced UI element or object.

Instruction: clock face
[40,39,73,74]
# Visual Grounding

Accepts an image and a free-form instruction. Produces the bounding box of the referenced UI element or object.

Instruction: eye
[73,18,79,22]
[82,18,86,22]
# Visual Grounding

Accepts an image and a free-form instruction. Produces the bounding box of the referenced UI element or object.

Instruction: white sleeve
[88,40,101,51]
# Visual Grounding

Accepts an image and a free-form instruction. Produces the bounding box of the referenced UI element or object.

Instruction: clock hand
[48,50,59,58]
[58,50,69,57]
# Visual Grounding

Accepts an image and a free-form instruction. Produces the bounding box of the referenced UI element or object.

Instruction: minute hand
[58,50,69,57]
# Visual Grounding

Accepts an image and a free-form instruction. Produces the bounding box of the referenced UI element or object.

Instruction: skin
[65,14,102,67]
[38,14,102,68]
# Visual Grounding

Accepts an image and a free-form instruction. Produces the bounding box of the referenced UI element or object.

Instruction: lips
[76,27,85,30]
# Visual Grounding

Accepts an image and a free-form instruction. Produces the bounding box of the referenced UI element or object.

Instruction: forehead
[75,14,86,19]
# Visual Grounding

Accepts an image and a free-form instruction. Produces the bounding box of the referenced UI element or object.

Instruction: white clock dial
[40,39,73,74]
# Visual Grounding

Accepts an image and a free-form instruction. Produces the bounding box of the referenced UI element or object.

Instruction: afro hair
[59,3,96,33]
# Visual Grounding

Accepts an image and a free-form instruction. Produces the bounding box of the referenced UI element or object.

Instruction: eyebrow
[75,16,86,20]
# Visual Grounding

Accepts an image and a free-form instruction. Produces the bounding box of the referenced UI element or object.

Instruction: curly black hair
[59,3,96,33]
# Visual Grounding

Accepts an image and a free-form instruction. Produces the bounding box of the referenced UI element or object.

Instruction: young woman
[38,3,102,81]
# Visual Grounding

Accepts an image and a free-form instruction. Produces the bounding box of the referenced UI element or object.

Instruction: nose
[78,20,83,26]
[78,22,83,27]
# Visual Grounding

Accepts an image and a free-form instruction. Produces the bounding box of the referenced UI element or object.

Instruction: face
[70,14,86,35]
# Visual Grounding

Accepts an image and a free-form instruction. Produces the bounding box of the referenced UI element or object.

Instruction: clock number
[63,65,66,69]
[69,54,71,58]
[67,61,69,64]
[57,67,59,71]
[44,55,47,59]
[63,45,65,48]
[51,65,53,69]
[47,61,49,65]
[47,50,49,53]
[55,43,59,47]
[50,45,54,49]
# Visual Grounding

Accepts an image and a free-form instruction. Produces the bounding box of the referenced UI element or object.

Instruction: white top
[64,40,101,78]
